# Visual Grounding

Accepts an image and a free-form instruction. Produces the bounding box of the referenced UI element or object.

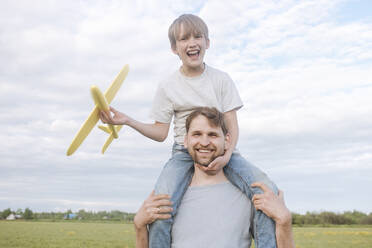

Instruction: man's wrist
[134,215,146,231]
[275,208,292,227]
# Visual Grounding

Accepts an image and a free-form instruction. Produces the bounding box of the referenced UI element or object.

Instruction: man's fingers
[252,193,263,202]
[155,214,172,220]
[158,207,173,214]
[251,182,271,193]
[155,199,173,207]
[152,193,171,201]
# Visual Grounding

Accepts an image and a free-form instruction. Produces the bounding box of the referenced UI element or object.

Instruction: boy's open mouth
[187,50,200,59]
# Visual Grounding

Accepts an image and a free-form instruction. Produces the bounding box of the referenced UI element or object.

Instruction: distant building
[6,214,16,220]
[63,213,77,220]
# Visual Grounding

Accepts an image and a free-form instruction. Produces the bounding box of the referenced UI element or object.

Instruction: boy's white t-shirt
[151,64,243,145]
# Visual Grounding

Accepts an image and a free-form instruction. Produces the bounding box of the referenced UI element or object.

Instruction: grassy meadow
[1,221,372,248]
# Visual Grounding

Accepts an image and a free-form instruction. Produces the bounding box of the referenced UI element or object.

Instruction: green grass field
[1,221,372,248]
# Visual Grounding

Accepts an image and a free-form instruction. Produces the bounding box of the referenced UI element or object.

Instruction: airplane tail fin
[100,125,123,154]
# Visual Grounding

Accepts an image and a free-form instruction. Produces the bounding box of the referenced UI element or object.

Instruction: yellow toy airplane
[66,65,129,156]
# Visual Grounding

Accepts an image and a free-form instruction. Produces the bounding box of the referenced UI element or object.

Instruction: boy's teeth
[188,51,198,55]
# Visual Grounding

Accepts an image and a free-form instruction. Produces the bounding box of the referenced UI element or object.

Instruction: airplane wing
[104,64,129,104]
[66,106,100,156]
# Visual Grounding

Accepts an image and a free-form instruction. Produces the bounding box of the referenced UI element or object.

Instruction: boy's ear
[206,38,210,49]
[171,45,179,56]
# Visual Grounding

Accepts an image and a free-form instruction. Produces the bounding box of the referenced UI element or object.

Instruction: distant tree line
[0,208,135,222]
[2,208,372,225]
[292,210,372,225]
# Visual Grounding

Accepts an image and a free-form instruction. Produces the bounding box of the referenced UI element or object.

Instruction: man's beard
[194,153,217,167]
[192,146,224,167]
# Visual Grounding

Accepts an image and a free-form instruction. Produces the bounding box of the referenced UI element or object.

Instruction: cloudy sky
[1,0,371,214]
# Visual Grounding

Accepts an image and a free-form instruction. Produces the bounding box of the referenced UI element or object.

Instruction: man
[134,107,295,248]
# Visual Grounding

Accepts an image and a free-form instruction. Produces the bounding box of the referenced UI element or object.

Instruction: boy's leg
[223,153,278,248]
[148,145,194,248]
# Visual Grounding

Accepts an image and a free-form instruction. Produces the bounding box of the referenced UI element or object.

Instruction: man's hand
[99,106,130,125]
[134,191,173,230]
[251,182,291,226]
[197,153,231,175]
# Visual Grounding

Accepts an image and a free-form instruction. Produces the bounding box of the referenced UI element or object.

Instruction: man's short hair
[186,107,228,135]
[168,14,209,50]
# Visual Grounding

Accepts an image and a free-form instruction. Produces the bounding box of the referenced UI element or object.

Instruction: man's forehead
[188,115,222,132]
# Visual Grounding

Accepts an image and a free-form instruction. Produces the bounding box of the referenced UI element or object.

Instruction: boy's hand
[199,153,231,175]
[99,106,129,125]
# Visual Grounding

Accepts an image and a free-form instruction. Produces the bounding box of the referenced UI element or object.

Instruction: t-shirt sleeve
[222,73,244,113]
[150,83,173,123]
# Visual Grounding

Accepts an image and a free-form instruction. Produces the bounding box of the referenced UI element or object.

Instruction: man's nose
[199,135,210,146]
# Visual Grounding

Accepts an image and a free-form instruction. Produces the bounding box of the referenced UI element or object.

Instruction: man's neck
[190,163,228,187]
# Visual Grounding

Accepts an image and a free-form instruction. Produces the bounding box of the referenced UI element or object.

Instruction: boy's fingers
[110,106,117,113]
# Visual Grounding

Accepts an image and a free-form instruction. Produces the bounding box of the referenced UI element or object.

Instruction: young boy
[100,14,278,248]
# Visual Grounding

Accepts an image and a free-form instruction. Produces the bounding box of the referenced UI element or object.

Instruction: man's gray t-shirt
[171,181,254,248]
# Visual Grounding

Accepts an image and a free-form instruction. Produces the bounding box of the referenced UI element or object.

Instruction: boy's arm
[223,109,239,156]
[201,109,238,174]
[100,106,170,142]
[251,182,295,248]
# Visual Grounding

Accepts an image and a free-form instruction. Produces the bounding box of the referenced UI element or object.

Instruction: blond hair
[168,14,209,50]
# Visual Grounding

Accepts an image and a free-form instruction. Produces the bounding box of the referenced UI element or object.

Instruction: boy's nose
[188,37,197,46]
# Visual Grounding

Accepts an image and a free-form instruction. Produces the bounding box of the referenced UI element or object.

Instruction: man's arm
[133,191,173,248]
[100,106,170,142]
[251,182,295,248]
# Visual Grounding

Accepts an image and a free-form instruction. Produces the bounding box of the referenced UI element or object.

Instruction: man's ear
[206,38,210,50]
[224,133,231,151]
[184,134,188,149]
